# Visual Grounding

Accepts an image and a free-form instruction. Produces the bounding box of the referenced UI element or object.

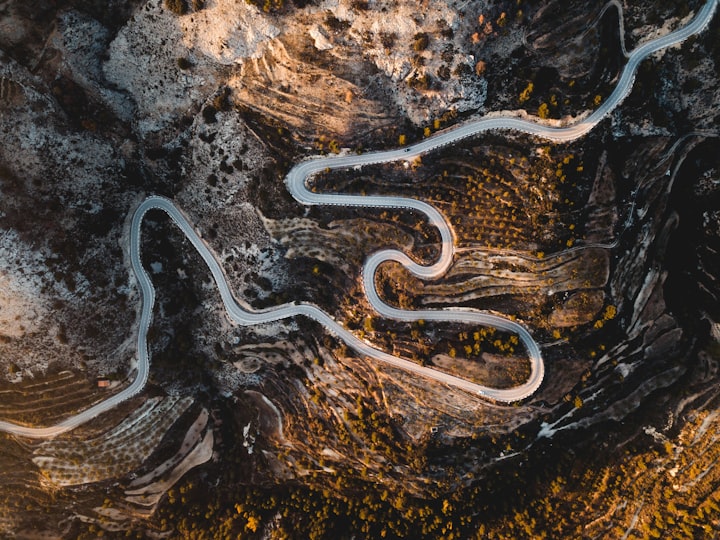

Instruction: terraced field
[264,216,417,274]
[0,371,102,427]
[0,437,43,533]
[32,396,193,486]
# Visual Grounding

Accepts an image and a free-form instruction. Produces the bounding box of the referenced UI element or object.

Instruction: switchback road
[1,0,715,438]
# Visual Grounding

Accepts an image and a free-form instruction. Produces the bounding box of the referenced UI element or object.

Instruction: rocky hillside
[0,0,718,537]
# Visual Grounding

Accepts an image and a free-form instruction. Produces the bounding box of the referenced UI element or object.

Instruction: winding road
[0,0,715,438]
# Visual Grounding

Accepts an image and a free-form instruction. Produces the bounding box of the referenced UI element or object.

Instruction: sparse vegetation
[413,32,429,52]
[519,82,534,104]
[0,370,101,426]
[245,0,285,13]
[164,0,188,15]
[177,57,192,70]
[1,0,718,537]
[33,397,193,486]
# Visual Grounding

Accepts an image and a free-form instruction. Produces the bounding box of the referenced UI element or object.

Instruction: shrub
[202,105,217,123]
[380,32,396,50]
[519,82,533,103]
[212,87,231,111]
[413,32,429,52]
[246,0,285,12]
[164,0,187,15]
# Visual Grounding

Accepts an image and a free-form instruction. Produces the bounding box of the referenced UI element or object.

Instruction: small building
[97,379,110,389]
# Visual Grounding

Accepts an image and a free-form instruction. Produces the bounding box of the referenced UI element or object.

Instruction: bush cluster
[164,0,187,15]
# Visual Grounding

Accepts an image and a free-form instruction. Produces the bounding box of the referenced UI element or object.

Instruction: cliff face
[0,0,719,537]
